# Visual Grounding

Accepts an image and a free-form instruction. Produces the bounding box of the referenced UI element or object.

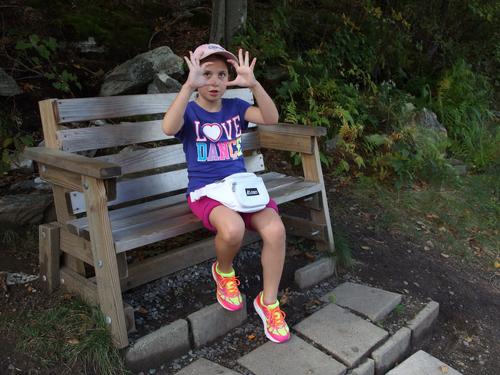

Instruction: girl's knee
[261,218,286,244]
[217,220,245,245]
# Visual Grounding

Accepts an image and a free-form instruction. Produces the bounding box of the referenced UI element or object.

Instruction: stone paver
[371,327,411,374]
[294,257,335,289]
[294,303,388,367]
[348,358,374,375]
[386,350,462,375]
[187,296,247,348]
[175,358,240,375]
[321,282,402,321]
[407,301,439,346]
[237,335,347,375]
[125,319,189,372]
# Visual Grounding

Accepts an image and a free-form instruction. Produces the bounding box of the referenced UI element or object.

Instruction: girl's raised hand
[227,49,258,88]
[184,51,212,90]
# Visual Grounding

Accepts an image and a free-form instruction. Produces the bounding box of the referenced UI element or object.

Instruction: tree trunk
[210,0,247,46]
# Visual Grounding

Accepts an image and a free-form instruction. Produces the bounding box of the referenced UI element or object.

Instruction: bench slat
[69,153,265,214]
[56,88,254,123]
[93,131,260,175]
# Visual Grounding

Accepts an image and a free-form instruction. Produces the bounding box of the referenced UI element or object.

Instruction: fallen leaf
[136,306,149,316]
[360,245,371,250]
[439,226,447,232]
[303,252,316,260]
[247,334,256,341]
[441,253,450,258]
[494,261,500,269]
[426,213,439,220]
[67,338,80,345]
[439,364,449,373]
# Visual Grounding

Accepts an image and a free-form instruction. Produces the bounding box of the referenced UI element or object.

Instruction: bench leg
[83,176,129,349]
[301,139,335,253]
[39,223,61,292]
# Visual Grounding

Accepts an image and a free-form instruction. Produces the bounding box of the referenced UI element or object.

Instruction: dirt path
[333,187,500,375]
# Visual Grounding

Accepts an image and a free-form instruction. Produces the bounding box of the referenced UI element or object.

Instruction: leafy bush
[0,108,33,173]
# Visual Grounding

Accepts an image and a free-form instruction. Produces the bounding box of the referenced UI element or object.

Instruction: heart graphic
[202,123,222,142]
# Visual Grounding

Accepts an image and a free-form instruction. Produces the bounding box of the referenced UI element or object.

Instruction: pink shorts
[187,196,279,232]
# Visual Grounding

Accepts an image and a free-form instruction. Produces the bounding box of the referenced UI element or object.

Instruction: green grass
[347,171,500,271]
[2,296,129,375]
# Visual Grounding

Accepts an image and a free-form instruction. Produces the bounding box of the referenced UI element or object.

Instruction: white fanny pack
[190,172,270,213]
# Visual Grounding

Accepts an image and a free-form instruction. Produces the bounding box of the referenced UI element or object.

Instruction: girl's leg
[209,205,246,273]
[250,208,286,305]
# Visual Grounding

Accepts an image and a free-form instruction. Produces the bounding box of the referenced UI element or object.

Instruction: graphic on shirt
[195,115,243,162]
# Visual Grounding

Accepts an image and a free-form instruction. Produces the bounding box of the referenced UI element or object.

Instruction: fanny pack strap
[189,186,209,202]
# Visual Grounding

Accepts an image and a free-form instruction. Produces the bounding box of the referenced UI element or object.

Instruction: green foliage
[236,0,498,184]
[0,109,33,173]
[332,228,353,269]
[15,34,81,94]
[434,59,498,171]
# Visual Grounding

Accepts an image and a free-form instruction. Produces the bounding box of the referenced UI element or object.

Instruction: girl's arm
[227,49,279,125]
[162,52,212,135]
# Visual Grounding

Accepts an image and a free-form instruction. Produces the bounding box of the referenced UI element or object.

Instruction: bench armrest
[23,147,122,179]
[257,123,326,154]
[257,123,327,137]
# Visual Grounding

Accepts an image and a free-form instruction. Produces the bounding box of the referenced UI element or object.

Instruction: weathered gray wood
[123,232,260,291]
[69,153,265,214]
[302,138,334,252]
[258,123,327,137]
[83,176,128,348]
[281,214,327,242]
[56,88,254,123]
[39,223,61,292]
[114,212,202,253]
[24,147,121,179]
[69,171,291,235]
[59,228,93,265]
[60,266,98,305]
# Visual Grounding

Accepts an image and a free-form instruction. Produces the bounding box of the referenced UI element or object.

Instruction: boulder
[0,193,53,226]
[147,73,182,94]
[100,46,183,96]
[405,107,448,155]
[0,68,22,96]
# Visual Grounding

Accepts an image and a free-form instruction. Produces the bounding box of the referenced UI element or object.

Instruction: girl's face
[197,57,229,104]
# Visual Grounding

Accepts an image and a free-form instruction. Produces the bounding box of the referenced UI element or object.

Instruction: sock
[216,262,235,277]
[260,292,279,309]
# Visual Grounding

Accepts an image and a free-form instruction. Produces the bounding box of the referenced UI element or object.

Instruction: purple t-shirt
[176,98,252,193]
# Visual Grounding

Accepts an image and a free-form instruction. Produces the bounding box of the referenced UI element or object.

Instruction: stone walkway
[172,280,459,375]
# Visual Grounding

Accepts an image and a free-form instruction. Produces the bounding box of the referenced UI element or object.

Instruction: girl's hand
[227,49,258,88]
[184,51,213,90]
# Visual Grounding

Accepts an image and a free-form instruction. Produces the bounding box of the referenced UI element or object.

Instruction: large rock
[147,72,182,94]
[0,68,22,96]
[100,46,183,96]
[405,107,448,155]
[0,193,53,225]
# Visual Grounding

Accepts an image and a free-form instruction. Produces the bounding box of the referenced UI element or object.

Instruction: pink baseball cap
[192,43,238,62]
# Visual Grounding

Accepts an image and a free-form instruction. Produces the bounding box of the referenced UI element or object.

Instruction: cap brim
[204,50,238,62]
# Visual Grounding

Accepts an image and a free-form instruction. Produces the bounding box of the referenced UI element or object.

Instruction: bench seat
[66,172,322,252]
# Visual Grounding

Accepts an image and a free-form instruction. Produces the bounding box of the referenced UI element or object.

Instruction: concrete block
[386,350,462,375]
[238,335,347,375]
[295,257,335,289]
[176,358,240,375]
[187,295,247,348]
[294,303,388,368]
[371,327,411,374]
[321,282,402,321]
[348,358,375,375]
[407,301,439,346]
[125,319,189,372]
[123,303,136,334]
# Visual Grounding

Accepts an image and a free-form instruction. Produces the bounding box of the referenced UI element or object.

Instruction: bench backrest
[40,88,264,215]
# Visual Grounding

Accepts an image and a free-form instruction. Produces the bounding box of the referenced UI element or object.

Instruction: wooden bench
[24,88,334,348]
